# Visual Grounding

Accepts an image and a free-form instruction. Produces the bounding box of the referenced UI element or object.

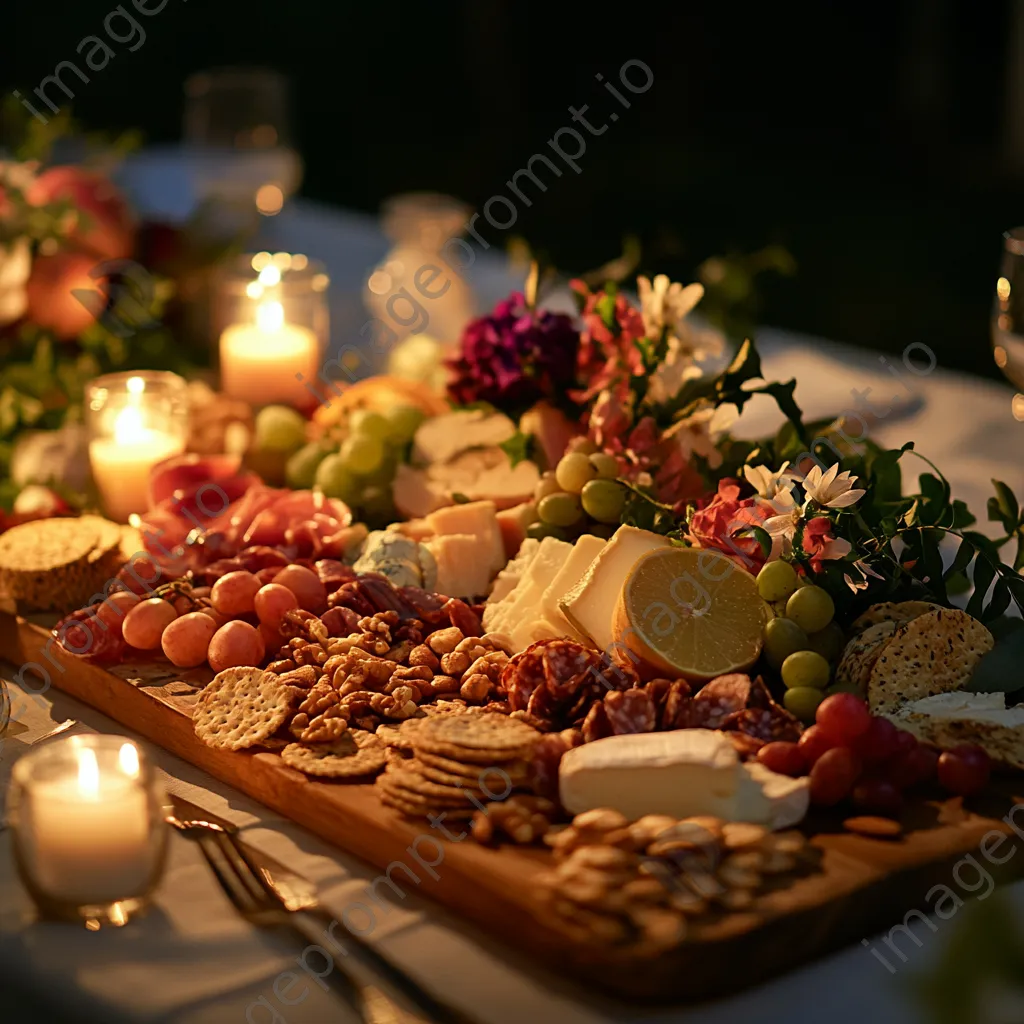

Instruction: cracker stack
[375,713,539,820]
[0,515,127,611]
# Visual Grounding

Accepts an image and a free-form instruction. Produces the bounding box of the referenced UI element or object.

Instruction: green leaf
[498,430,534,468]
[966,555,996,619]
[950,500,976,529]
[735,525,772,560]
[989,479,1020,531]
[595,291,618,331]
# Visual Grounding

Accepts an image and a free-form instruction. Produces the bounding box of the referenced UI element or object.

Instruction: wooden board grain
[4,611,1024,1003]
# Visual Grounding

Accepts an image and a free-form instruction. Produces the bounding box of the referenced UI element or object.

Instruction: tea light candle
[86,372,189,523]
[219,297,319,408]
[28,745,152,904]
[8,736,168,923]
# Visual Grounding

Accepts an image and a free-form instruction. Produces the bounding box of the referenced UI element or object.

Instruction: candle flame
[126,375,146,395]
[118,742,141,779]
[78,748,100,798]
[256,300,284,332]
[258,264,281,287]
[113,404,145,444]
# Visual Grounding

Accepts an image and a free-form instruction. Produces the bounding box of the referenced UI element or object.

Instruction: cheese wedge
[559,526,670,652]
[485,536,572,639]
[559,730,809,829]
[486,539,540,607]
[426,500,505,576]
[425,533,493,598]
[541,533,606,641]
[885,691,1024,770]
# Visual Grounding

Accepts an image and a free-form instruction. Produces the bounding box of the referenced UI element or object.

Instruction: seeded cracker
[867,608,994,713]
[850,600,943,636]
[194,668,295,750]
[835,621,897,694]
[282,731,386,778]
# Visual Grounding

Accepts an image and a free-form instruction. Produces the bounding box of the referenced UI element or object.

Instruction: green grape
[827,679,864,698]
[360,484,395,519]
[588,452,620,480]
[783,686,825,723]
[348,409,391,441]
[534,472,562,502]
[340,433,385,476]
[763,617,809,669]
[254,405,307,453]
[805,621,845,662]
[580,479,626,524]
[756,560,799,603]
[286,443,329,490]
[785,584,835,633]
[568,438,599,456]
[781,650,831,690]
[383,404,425,444]
[527,521,569,541]
[315,453,360,503]
[538,492,584,528]
[556,452,598,494]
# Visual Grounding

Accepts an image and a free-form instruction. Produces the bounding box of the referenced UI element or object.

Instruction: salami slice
[502,646,546,712]
[691,674,752,727]
[722,706,777,741]
[540,639,598,697]
[527,730,579,798]
[747,675,775,710]
[661,680,694,730]
[604,689,658,735]
[726,731,766,759]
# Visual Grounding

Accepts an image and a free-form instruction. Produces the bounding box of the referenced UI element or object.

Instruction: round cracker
[416,748,526,781]
[412,714,538,759]
[282,731,386,778]
[194,668,294,751]
[835,621,897,694]
[867,608,994,713]
[378,770,479,805]
[379,788,475,821]
[850,601,942,636]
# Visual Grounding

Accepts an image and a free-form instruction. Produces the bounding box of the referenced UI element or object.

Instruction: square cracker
[194,668,294,751]
[867,609,994,713]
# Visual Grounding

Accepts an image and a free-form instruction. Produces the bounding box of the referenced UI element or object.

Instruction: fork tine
[194,832,261,914]
[219,829,280,903]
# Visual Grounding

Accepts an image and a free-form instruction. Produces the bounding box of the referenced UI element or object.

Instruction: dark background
[4,0,1021,379]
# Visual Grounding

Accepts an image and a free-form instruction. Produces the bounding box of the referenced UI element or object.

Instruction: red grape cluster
[756,692,992,818]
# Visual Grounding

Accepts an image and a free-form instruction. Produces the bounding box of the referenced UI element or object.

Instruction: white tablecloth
[3,185,1024,1024]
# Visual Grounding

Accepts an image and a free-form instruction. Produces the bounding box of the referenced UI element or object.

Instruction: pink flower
[587,382,634,452]
[571,280,646,404]
[802,516,852,573]
[688,478,774,572]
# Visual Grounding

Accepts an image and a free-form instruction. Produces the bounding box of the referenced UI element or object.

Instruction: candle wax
[220,319,320,409]
[89,430,185,524]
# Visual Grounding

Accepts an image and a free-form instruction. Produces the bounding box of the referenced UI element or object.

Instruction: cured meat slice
[691,674,752,728]
[603,689,657,735]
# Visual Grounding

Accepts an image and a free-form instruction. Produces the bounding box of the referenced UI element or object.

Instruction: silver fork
[170,817,474,1024]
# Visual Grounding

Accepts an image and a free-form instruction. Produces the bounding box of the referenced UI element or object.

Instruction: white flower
[763,509,799,560]
[638,275,724,404]
[743,462,798,512]
[801,463,866,509]
[664,402,736,470]
[637,274,704,338]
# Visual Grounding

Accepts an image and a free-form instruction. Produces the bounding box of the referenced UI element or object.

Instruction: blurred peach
[28,166,135,261]
[26,251,109,340]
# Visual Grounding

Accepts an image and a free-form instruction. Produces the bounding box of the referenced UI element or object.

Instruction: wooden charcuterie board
[3,610,1023,1003]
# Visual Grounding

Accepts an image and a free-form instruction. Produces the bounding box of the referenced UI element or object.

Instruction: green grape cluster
[286,404,425,525]
[528,444,628,542]
[756,562,846,723]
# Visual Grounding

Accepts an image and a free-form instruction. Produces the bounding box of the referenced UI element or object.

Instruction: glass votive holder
[214,252,329,411]
[86,371,189,524]
[7,735,170,927]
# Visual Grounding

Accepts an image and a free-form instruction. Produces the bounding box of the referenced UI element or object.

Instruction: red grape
[937,745,991,797]
[809,747,862,806]
[254,583,300,629]
[893,728,918,756]
[816,692,872,743]
[95,590,140,633]
[854,716,900,764]
[273,564,327,613]
[757,741,807,777]
[208,620,265,673]
[122,598,178,650]
[798,724,835,767]
[211,570,262,617]
[851,776,904,818]
[886,745,938,790]
[161,612,217,668]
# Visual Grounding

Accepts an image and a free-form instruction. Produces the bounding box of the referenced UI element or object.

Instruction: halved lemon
[612,547,765,680]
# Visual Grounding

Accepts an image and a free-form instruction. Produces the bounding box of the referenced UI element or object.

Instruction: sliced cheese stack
[417,500,506,599]
[559,525,670,651]
[559,729,810,830]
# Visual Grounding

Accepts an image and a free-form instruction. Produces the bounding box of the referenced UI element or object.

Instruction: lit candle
[219,297,320,409]
[22,743,153,905]
[88,376,186,523]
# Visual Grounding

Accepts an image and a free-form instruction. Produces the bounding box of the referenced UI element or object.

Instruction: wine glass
[992,228,1024,418]
[183,67,303,218]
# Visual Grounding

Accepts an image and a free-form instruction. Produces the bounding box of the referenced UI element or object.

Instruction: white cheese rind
[559,729,809,829]
[559,526,670,651]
